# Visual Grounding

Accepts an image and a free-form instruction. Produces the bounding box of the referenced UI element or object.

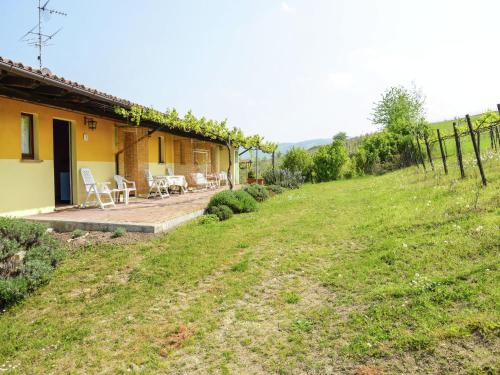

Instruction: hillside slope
[429,113,485,131]
[0,159,498,373]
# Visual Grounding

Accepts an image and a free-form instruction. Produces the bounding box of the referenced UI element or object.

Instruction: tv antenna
[20,0,67,69]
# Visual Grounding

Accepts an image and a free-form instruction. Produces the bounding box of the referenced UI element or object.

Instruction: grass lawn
[1,159,499,374]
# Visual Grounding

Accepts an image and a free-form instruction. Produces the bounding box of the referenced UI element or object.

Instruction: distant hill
[307,135,365,154]
[277,138,331,154]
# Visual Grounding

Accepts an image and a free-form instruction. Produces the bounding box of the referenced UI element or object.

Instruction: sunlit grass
[0,157,498,374]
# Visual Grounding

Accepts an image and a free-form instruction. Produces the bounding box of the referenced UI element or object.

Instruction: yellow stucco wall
[0,159,55,216]
[0,96,119,216]
[0,96,240,216]
[148,162,172,176]
[218,146,239,183]
[147,131,175,176]
[219,147,229,174]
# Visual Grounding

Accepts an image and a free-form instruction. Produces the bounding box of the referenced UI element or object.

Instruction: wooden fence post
[494,125,499,149]
[424,134,434,171]
[466,114,487,186]
[490,127,496,151]
[453,122,465,179]
[496,104,500,148]
[272,151,276,172]
[412,143,419,167]
[436,129,448,175]
[411,141,419,169]
[415,136,426,171]
[255,148,259,179]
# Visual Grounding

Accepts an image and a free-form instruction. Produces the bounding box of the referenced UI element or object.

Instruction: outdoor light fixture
[84,116,97,131]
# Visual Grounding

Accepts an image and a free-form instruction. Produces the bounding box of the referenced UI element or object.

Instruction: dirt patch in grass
[344,336,500,374]
[53,230,157,249]
[354,366,384,375]
[168,269,338,374]
[159,325,191,357]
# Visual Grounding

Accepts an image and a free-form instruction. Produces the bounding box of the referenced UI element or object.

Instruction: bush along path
[0,218,64,309]
[0,163,498,374]
[204,184,281,223]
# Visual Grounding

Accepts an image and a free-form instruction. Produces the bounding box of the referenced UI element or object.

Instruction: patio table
[158,175,188,193]
[206,173,220,188]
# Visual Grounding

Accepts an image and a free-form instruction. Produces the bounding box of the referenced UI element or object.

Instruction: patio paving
[27,187,234,233]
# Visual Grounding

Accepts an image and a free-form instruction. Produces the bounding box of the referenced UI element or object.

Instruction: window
[158,136,165,163]
[21,113,34,159]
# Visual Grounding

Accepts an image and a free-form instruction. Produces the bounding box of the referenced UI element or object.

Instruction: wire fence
[416,113,500,186]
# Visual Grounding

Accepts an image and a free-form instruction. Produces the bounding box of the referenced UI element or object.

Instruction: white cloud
[327,73,353,90]
[281,2,296,14]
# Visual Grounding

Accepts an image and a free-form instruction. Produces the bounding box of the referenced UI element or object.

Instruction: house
[0,57,239,217]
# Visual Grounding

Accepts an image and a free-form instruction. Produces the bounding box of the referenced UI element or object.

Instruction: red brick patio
[27,187,235,233]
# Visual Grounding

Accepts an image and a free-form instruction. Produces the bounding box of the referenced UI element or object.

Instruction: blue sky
[1,1,500,142]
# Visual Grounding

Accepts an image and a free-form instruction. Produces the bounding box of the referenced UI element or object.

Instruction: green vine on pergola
[114,105,277,189]
[114,105,277,153]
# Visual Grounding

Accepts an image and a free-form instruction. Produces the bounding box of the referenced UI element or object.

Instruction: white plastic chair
[188,173,212,190]
[114,175,137,205]
[145,170,169,199]
[80,168,116,209]
[218,171,228,186]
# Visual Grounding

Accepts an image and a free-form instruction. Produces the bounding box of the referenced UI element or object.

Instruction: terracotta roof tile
[0,56,132,106]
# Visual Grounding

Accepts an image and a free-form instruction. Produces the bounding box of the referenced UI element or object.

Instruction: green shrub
[0,217,64,309]
[263,169,304,189]
[352,131,415,175]
[207,190,243,213]
[243,184,269,202]
[208,205,233,221]
[112,227,127,238]
[207,190,257,214]
[199,214,220,225]
[0,278,29,307]
[71,229,86,239]
[0,217,46,252]
[281,147,314,182]
[22,259,53,288]
[233,190,258,213]
[341,158,355,179]
[266,184,284,194]
[313,136,348,182]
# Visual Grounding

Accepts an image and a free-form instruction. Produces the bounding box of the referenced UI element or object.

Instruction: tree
[352,130,405,174]
[313,138,348,182]
[333,132,348,142]
[371,85,426,136]
[281,147,313,182]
